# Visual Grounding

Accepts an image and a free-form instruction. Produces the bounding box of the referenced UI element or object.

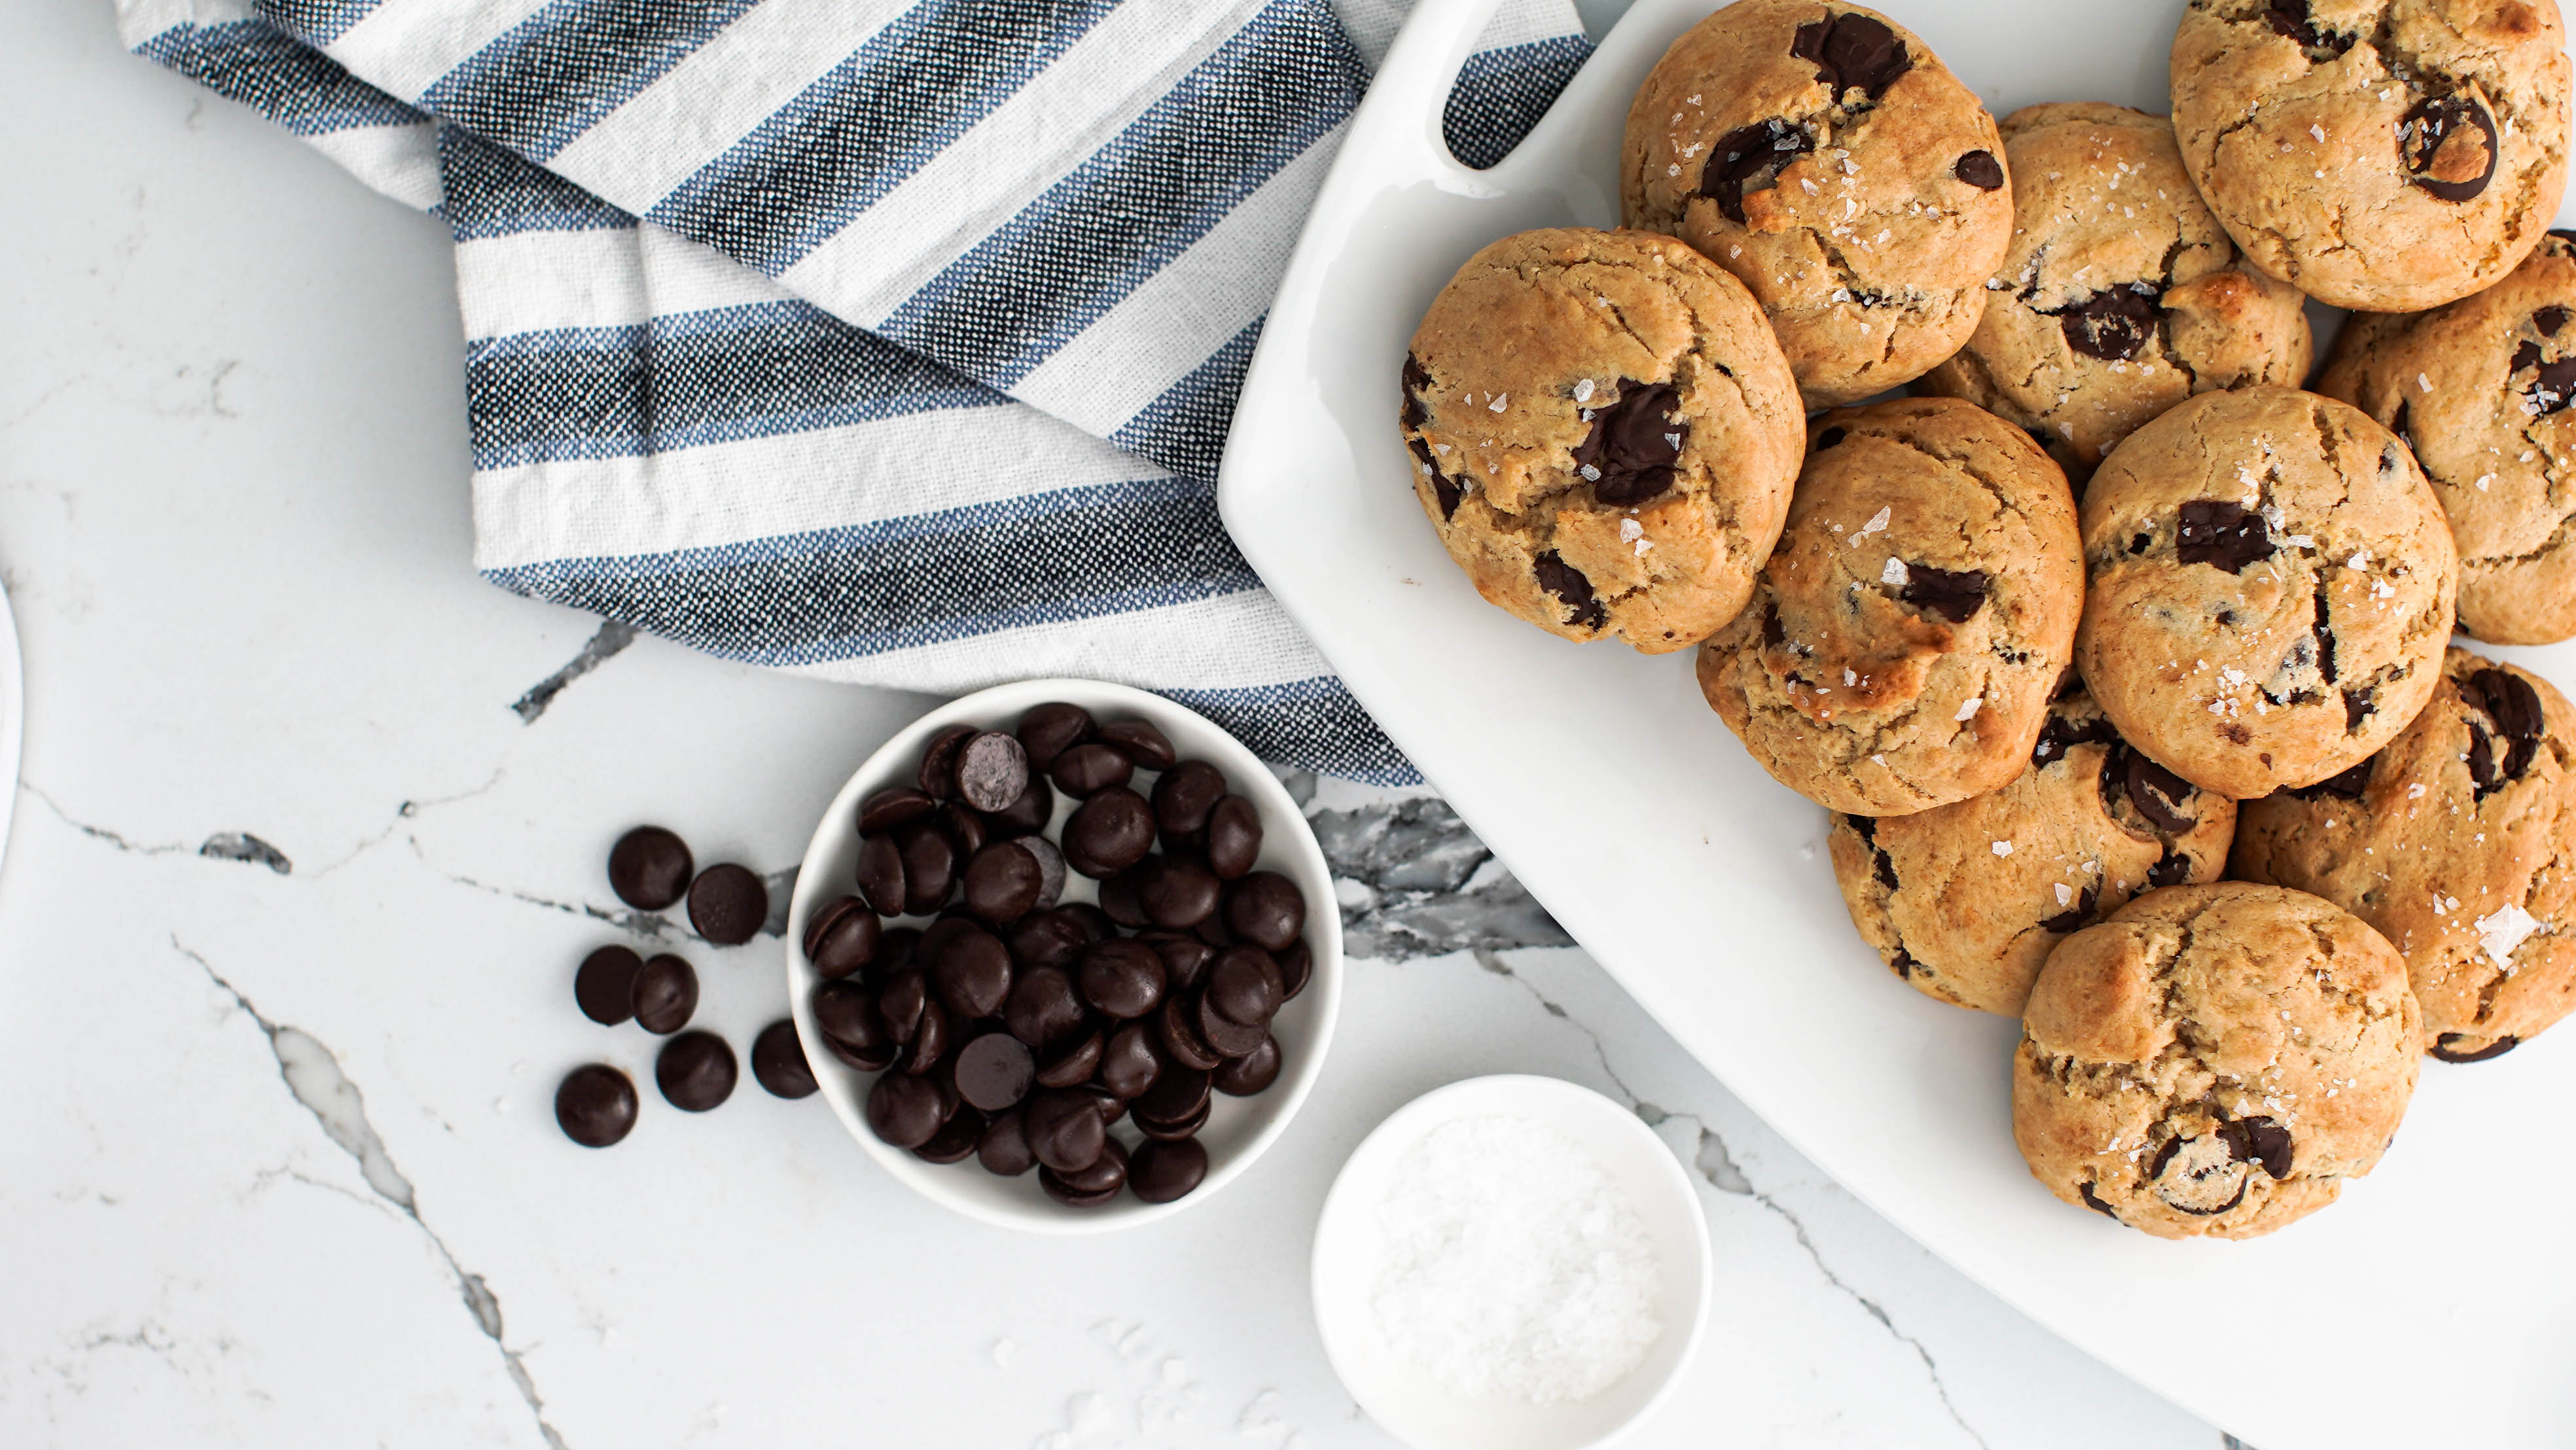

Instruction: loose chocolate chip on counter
[1050,741,1135,798]
[1223,873,1307,953]
[1159,992,1223,1072]
[608,826,693,910]
[1570,380,1687,507]
[914,1106,987,1165]
[954,1031,1037,1112]
[1204,795,1263,881]
[556,1064,640,1148]
[1153,760,1228,845]
[867,1070,949,1149]
[1129,1137,1209,1203]
[1098,718,1179,771]
[2431,1033,2521,1063]
[813,981,897,1069]
[688,863,769,946]
[2216,1116,2295,1179]
[1955,149,2003,190]
[1196,991,1273,1061]
[2175,500,2276,572]
[1898,565,1990,624]
[980,775,1054,838]
[858,786,937,836]
[1208,945,1285,1027]
[897,824,957,915]
[1064,787,1155,878]
[2047,285,2161,362]
[2402,96,2498,202]
[955,731,1033,814]
[932,925,1014,1019]
[751,1019,818,1099]
[1140,856,1222,929]
[1080,938,1168,1019]
[917,722,977,800]
[656,1031,738,1112]
[634,954,700,1034]
[1024,1088,1108,1173]
[1043,1139,1130,1207]
[855,832,906,916]
[1214,1037,1281,1097]
[802,895,882,980]
[978,1107,1038,1175]
[1154,937,1217,996]
[1791,10,1908,99]
[1005,964,1090,1049]
[1035,1029,1105,1089]
[1533,550,1608,631]
[1098,1021,1165,1101]
[1698,118,1814,226]
[575,945,643,1025]
[963,841,1045,925]
[1018,701,1096,771]
[1276,940,1313,1000]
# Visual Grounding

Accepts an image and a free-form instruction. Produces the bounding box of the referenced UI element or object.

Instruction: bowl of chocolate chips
[787,679,1342,1231]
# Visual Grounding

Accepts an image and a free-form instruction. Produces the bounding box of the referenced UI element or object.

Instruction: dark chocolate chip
[2541,306,2571,337]
[1005,964,1088,1050]
[1223,873,1307,953]
[2312,582,2340,685]
[1533,550,1607,631]
[2077,1180,2121,1220]
[917,722,976,800]
[867,1070,948,1149]
[556,1064,639,1148]
[1098,718,1179,771]
[855,832,906,916]
[939,800,988,859]
[1955,149,2003,190]
[812,981,895,1069]
[2512,339,2576,418]
[1017,701,1095,771]
[2294,756,2376,801]
[932,925,1013,1019]
[1035,1029,1103,1089]
[2431,1033,2520,1063]
[1412,436,1463,519]
[858,786,937,837]
[802,895,882,980]
[902,999,950,1076]
[575,945,643,1025]
[1872,844,1899,892]
[1079,938,1167,1020]
[1064,787,1154,878]
[2464,667,2546,792]
[896,824,957,915]
[686,863,766,946]
[1569,379,1687,506]
[2217,1116,2295,1179]
[876,970,929,1043]
[751,1019,817,1099]
[1153,760,1228,844]
[633,954,699,1035]
[1888,947,1917,980]
[2120,749,2200,833]
[1138,1099,1210,1141]
[1024,1088,1107,1173]
[1097,864,1151,927]
[2031,709,2116,768]
[1050,742,1134,798]
[978,1107,1037,1175]
[1899,564,1990,623]
[2047,285,2161,362]
[1401,353,1431,431]
[954,732,1031,813]
[1698,118,1814,225]
[1790,12,1910,100]
[1154,937,1218,996]
[2039,883,2101,935]
[1009,911,1092,974]
[2264,0,2352,54]
[954,1031,1036,1112]
[1128,1137,1209,1203]
[1141,856,1223,929]
[2401,96,2498,203]
[1098,1021,1165,1101]
[2145,849,2192,889]
[1196,991,1272,1060]
[1134,1062,1212,1128]
[1213,1036,1281,1096]
[1276,940,1313,1000]
[1159,992,1223,1072]
[980,773,1054,838]
[1041,1138,1128,1207]
[2176,500,2275,572]
[912,1105,987,1165]
[963,841,1045,925]
[1204,795,1262,881]
[2389,398,2414,451]
[607,826,693,910]
[656,1031,737,1112]
[1761,602,1786,647]
[2344,688,2374,732]
[1208,945,1285,1027]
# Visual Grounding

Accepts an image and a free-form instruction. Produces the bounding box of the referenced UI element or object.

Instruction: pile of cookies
[1399,0,2576,1239]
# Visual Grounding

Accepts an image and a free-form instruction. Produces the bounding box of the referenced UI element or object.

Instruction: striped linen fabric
[116,0,1595,782]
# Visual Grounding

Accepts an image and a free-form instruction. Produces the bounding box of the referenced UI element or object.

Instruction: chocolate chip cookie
[2075,387,2459,800]
[1403,227,1806,652]
[1829,686,2239,1016]
[1697,397,2084,815]
[2233,650,2576,1063]
[1917,102,2313,483]
[2170,0,2572,311]
[2319,231,2576,644]
[1622,0,2013,407]
[2014,882,2422,1240]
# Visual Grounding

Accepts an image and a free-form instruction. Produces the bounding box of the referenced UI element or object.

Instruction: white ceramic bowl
[1311,1074,1711,1449]
[787,677,1342,1232]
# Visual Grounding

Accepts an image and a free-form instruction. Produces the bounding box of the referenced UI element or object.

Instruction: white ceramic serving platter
[0,576,20,874]
[1220,1,2576,1445]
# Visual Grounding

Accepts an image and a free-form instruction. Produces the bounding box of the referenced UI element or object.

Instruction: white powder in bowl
[1369,1114,1663,1405]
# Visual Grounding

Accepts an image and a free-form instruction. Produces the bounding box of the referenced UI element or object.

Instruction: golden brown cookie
[2319,231,2576,644]
[2233,648,2576,1062]
[1918,102,2312,482]
[1401,227,1806,652]
[2075,387,2458,800]
[2169,0,2571,311]
[2013,882,2421,1240]
[1829,686,2238,1016]
[1697,397,2083,816]
[1622,0,2013,406]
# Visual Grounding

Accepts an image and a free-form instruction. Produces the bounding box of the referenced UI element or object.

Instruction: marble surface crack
[198,832,291,874]
[1317,798,1571,960]
[24,783,293,873]
[172,938,570,1450]
[511,620,637,724]
[421,840,790,944]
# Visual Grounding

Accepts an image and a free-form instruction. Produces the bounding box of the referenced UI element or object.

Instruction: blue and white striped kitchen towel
[118,0,1596,782]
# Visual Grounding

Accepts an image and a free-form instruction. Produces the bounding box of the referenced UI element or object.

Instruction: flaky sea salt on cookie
[1401,227,1804,653]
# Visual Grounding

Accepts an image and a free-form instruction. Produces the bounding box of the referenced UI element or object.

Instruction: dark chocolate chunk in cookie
[1789,12,1910,101]
[1571,379,1687,506]
[1408,437,1461,518]
[2175,500,2274,572]
[2401,96,2498,203]
[2431,1033,2521,1063]
[2264,0,2352,55]
[2293,756,2374,801]
[1401,353,1430,430]
[2031,711,2115,768]
[2117,750,2200,833]
[1534,551,1607,631]
[1899,565,1988,624]
[2145,849,2192,888]
[1699,119,1814,226]
[2039,883,2100,934]
[2511,340,2576,417]
[1954,149,2003,190]
[2048,285,2160,362]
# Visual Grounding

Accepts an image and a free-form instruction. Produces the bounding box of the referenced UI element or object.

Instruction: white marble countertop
[1,4,2231,1445]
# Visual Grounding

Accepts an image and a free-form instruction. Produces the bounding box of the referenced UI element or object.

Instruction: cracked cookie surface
[2319,230,2576,643]
[2075,387,2459,800]
[2013,881,2421,1240]
[2233,648,2576,1059]
[1918,102,2313,483]
[1621,0,2013,407]
[1403,227,1805,652]
[2170,0,2571,311]
[1830,686,2238,1016]
[1696,397,2083,816]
